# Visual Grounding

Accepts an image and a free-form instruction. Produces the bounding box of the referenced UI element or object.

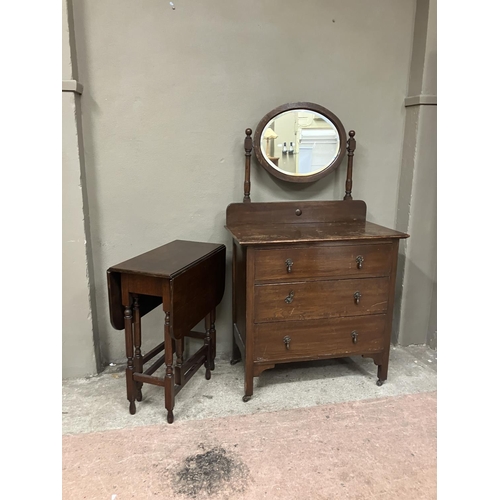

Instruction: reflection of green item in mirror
[263,127,279,166]
[263,127,278,157]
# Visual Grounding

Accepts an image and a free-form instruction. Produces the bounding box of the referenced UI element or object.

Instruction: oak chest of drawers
[226,200,408,401]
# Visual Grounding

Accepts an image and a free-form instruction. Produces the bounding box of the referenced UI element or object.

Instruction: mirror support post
[344,130,356,200]
[243,128,253,202]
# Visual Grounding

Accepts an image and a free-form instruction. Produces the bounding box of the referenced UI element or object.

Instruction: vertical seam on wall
[392,0,431,344]
[66,0,79,80]
[65,0,101,373]
[397,111,420,342]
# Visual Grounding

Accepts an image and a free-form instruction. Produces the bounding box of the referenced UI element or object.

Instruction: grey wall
[394,0,437,347]
[68,0,420,368]
[62,0,101,377]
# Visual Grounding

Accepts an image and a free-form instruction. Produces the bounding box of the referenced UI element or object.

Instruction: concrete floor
[62,345,436,435]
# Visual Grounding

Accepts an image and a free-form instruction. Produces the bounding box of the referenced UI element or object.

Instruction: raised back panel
[226,200,367,227]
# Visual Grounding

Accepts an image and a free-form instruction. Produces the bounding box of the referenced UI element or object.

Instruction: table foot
[136,388,143,402]
[167,410,174,424]
[376,379,385,387]
[129,401,136,415]
[242,395,251,403]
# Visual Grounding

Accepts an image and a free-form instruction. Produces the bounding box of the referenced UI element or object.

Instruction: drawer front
[254,315,386,362]
[254,243,392,282]
[254,277,389,323]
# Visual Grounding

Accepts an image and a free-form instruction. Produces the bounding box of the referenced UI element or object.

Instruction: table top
[108,240,225,279]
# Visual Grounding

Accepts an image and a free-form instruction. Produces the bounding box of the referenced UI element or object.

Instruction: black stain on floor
[172,444,249,498]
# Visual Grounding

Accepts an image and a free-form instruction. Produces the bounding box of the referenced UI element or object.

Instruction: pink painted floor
[63,391,436,499]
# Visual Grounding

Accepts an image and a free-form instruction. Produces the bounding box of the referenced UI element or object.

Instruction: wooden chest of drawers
[226,200,408,401]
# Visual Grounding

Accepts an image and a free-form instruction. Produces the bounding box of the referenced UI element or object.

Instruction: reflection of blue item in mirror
[298,129,339,174]
[298,145,314,173]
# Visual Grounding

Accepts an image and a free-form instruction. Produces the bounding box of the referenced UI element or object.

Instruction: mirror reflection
[260,110,340,177]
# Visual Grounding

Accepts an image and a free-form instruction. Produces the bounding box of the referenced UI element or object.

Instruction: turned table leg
[132,295,143,401]
[204,315,212,380]
[209,309,216,371]
[124,302,136,415]
[164,312,175,424]
[175,338,184,386]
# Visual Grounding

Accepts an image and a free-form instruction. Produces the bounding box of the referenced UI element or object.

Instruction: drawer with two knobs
[254,277,390,323]
[254,243,393,282]
[254,314,387,362]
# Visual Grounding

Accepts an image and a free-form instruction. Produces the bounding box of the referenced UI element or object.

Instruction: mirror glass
[260,110,341,177]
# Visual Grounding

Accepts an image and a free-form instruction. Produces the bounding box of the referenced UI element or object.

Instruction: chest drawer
[254,243,393,282]
[254,277,389,323]
[254,315,386,362]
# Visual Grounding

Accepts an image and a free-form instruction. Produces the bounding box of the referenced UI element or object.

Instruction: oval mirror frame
[254,102,347,183]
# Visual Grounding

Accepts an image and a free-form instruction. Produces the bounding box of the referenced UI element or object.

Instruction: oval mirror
[254,102,347,183]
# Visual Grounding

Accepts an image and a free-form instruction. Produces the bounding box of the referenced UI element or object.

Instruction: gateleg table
[107,240,226,423]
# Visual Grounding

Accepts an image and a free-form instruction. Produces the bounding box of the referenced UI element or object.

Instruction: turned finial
[243,128,253,202]
[344,130,357,200]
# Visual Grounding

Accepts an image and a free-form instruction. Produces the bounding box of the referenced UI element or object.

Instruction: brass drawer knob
[283,336,291,349]
[284,290,295,304]
[285,258,293,273]
[356,255,364,269]
[351,331,358,344]
[354,291,362,304]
